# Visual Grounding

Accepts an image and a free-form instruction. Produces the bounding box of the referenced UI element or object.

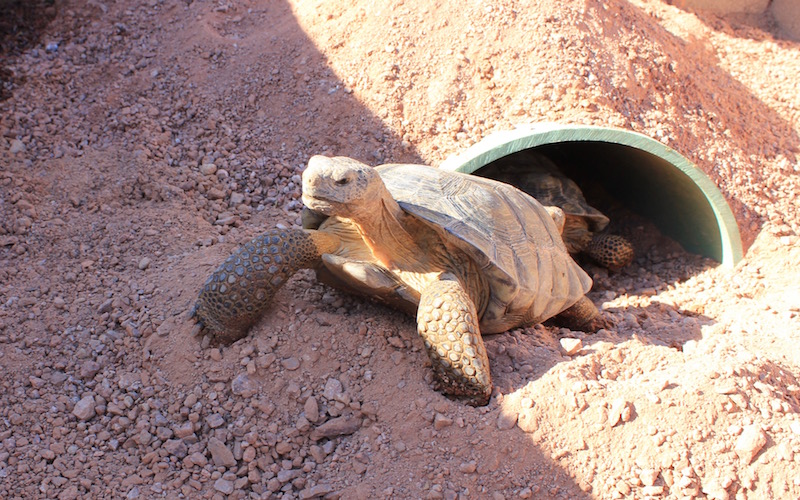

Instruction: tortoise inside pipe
[191,155,610,406]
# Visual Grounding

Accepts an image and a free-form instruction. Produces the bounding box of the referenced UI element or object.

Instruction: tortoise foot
[555,296,613,333]
[587,234,634,271]
[417,279,492,406]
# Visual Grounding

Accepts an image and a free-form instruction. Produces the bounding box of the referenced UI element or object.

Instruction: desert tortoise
[192,156,607,405]
[483,150,634,270]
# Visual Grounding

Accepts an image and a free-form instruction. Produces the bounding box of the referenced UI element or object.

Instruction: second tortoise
[481,150,635,271]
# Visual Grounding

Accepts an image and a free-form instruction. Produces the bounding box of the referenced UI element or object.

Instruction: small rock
[277,468,301,483]
[79,360,101,379]
[560,338,583,355]
[213,478,234,495]
[433,413,453,430]
[200,163,218,175]
[639,468,659,486]
[207,437,237,467]
[206,413,225,428]
[517,408,537,433]
[734,425,766,463]
[72,395,97,421]
[137,257,151,270]
[323,378,344,400]
[310,415,361,440]
[183,452,208,467]
[304,396,320,423]
[497,411,518,430]
[296,415,311,432]
[9,139,25,154]
[174,421,195,438]
[231,372,258,397]
[230,192,245,205]
[207,187,226,200]
[459,461,477,474]
[281,357,300,370]
[299,484,334,499]
[58,485,79,500]
[641,485,664,496]
[163,439,188,458]
[608,399,632,427]
[276,441,293,455]
[97,298,113,314]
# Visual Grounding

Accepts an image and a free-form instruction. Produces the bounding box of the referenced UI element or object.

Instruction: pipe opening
[440,124,743,267]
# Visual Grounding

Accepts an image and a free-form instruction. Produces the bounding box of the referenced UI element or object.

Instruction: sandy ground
[1,0,799,499]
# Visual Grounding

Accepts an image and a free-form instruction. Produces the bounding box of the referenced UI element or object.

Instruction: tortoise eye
[335,177,350,186]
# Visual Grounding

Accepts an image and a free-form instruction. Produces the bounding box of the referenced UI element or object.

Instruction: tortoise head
[302,156,386,220]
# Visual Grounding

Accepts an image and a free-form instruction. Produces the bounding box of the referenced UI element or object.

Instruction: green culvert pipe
[440,123,743,267]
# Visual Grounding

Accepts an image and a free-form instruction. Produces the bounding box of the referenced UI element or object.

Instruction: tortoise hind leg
[192,228,339,343]
[417,279,492,406]
[586,234,634,271]
[554,296,612,333]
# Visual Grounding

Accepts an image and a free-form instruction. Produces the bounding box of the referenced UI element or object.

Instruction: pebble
[433,413,453,430]
[231,372,258,397]
[163,439,188,458]
[559,338,583,355]
[607,399,632,427]
[206,413,226,428]
[230,192,245,205]
[323,377,344,400]
[517,408,537,433]
[183,452,208,467]
[199,163,218,175]
[497,411,518,430]
[299,484,334,499]
[213,478,234,494]
[734,425,767,463]
[9,139,25,154]
[174,421,195,438]
[304,396,320,423]
[72,395,97,421]
[137,257,151,270]
[79,360,101,379]
[639,468,659,486]
[310,415,362,440]
[208,437,237,467]
[281,357,300,370]
[459,461,477,474]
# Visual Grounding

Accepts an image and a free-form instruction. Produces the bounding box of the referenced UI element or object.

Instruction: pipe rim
[440,123,743,267]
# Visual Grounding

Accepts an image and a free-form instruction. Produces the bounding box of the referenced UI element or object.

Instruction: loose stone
[734,425,767,464]
[208,437,237,467]
[72,395,97,421]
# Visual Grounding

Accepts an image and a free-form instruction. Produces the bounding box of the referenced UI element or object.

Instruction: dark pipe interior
[474,142,723,261]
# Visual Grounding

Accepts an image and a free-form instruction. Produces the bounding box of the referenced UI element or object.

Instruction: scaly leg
[586,234,634,271]
[555,295,612,333]
[191,228,339,343]
[417,279,492,406]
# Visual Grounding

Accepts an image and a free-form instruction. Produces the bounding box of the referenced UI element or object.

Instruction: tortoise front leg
[192,228,339,343]
[417,279,492,406]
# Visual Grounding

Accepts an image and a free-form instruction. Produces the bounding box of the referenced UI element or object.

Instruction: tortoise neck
[352,194,421,268]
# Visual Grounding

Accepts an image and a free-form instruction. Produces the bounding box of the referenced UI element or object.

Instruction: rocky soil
[1,0,799,499]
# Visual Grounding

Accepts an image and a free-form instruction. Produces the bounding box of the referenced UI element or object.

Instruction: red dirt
[1,1,799,499]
